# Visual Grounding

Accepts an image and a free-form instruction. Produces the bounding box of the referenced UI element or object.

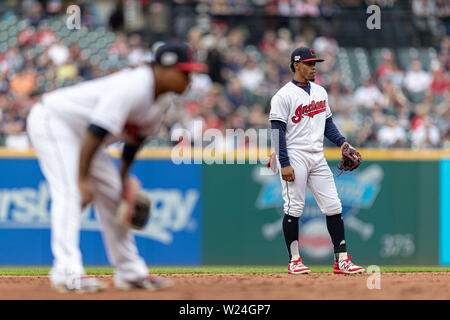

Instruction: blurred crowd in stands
[0,0,449,150]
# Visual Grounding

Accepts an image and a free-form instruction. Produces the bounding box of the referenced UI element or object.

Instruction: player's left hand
[117,176,151,230]
[338,142,362,173]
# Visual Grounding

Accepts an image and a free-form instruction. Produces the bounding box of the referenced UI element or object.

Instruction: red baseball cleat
[288,257,311,274]
[333,255,365,274]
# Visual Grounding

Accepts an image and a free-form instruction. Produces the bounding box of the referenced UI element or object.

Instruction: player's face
[298,61,317,81]
[169,68,191,94]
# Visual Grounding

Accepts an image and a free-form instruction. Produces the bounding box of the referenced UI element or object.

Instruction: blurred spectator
[3,46,25,72]
[411,103,440,149]
[0,73,9,94]
[247,104,268,129]
[259,29,278,54]
[278,0,291,16]
[80,4,100,28]
[442,130,450,149]
[56,59,78,81]
[225,77,250,109]
[313,32,339,56]
[411,116,441,149]
[188,73,214,100]
[436,102,450,142]
[435,0,450,35]
[28,1,46,27]
[10,67,36,97]
[17,26,36,47]
[109,32,129,61]
[376,51,404,86]
[377,116,408,148]
[403,58,432,106]
[412,0,441,41]
[319,0,341,20]
[333,104,360,144]
[357,121,378,147]
[412,0,438,17]
[238,56,265,91]
[1,101,29,150]
[354,77,383,109]
[292,0,321,17]
[46,0,63,15]
[34,24,57,47]
[276,28,293,53]
[437,35,450,71]
[109,0,124,31]
[127,33,149,66]
[378,80,409,111]
[48,39,69,66]
[0,1,447,151]
[210,0,232,15]
[430,64,449,100]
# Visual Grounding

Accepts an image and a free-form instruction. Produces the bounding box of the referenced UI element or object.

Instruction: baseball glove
[117,176,151,230]
[338,143,362,175]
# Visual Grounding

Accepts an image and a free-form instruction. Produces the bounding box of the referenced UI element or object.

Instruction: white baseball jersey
[269,81,332,152]
[26,64,173,286]
[269,81,341,218]
[41,64,172,142]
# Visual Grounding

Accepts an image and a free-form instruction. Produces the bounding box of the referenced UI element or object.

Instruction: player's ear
[289,62,295,73]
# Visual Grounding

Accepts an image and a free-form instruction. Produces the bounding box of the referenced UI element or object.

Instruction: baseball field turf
[1,266,449,300]
[1,265,450,275]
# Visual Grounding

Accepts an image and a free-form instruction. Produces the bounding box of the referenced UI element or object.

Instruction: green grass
[0,265,449,276]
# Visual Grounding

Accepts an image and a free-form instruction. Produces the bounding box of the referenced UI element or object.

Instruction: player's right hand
[78,179,94,208]
[281,165,295,182]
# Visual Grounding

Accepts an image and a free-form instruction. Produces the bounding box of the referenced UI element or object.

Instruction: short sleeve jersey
[269,81,332,152]
[41,65,171,142]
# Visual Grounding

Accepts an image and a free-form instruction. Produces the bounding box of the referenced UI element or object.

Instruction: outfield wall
[0,148,448,266]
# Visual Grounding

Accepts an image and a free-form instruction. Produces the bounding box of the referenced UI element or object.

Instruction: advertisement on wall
[202,161,439,266]
[255,164,383,261]
[0,159,202,265]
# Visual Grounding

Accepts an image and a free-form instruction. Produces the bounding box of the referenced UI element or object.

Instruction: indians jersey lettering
[291,99,327,123]
[269,81,332,152]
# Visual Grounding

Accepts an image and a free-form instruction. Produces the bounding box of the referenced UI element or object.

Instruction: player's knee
[284,204,304,218]
[284,202,305,218]
[285,211,302,218]
[321,202,342,216]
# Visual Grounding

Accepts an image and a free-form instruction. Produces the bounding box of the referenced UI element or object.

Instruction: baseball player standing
[269,47,365,274]
[26,42,208,292]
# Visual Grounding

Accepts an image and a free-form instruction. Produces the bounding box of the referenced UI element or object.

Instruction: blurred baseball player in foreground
[268,47,365,275]
[27,42,208,292]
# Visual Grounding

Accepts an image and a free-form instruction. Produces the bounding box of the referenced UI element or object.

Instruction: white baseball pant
[280,149,342,217]
[26,103,149,286]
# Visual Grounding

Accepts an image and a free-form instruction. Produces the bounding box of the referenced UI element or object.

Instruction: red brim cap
[299,58,325,62]
[175,62,209,73]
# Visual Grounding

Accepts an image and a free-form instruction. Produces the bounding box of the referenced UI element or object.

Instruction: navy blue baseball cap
[289,47,324,71]
[154,42,208,73]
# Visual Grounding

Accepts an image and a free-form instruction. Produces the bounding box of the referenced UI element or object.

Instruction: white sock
[291,254,300,262]
[290,241,300,261]
[338,252,348,261]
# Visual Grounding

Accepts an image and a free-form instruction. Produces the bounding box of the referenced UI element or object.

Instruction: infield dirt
[0,273,449,300]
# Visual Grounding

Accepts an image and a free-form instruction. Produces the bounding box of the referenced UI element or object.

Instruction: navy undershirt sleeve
[122,136,146,163]
[324,117,346,147]
[122,143,140,163]
[270,120,290,168]
[88,123,109,139]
